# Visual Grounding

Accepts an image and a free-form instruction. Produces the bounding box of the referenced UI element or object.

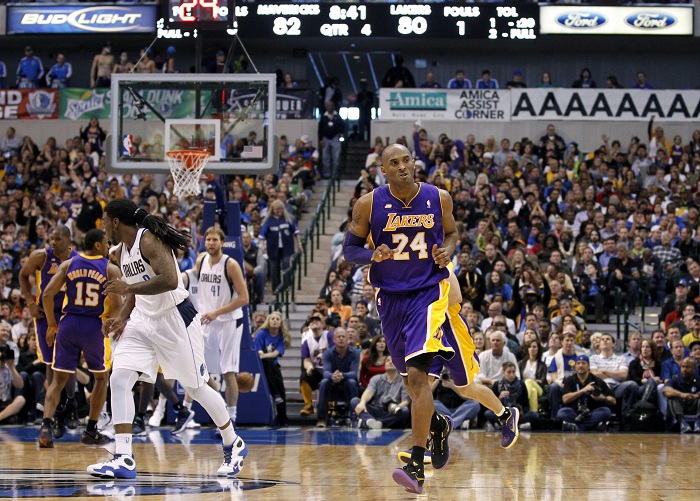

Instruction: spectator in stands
[254,311,291,426]
[628,337,661,405]
[477,70,498,89]
[653,232,682,284]
[16,46,43,89]
[316,327,360,428]
[90,43,114,88]
[662,358,700,433]
[448,69,471,89]
[328,290,352,327]
[484,361,538,430]
[572,68,597,88]
[475,330,519,386]
[0,60,6,88]
[46,53,71,89]
[519,339,548,414]
[356,79,374,142]
[318,100,345,179]
[17,332,44,423]
[419,73,441,88]
[608,244,640,311]
[359,335,387,389]
[0,344,25,424]
[135,48,156,74]
[634,71,654,90]
[241,231,267,306]
[352,355,409,430]
[547,331,579,417]
[589,333,638,415]
[299,315,333,416]
[381,54,414,88]
[1,128,22,159]
[506,70,527,89]
[559,355,615,431]
[112,50,134,74]
[258,199,301,292]
[623,331,643,365]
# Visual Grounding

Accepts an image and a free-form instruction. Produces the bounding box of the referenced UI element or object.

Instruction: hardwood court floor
[0,426,698,500]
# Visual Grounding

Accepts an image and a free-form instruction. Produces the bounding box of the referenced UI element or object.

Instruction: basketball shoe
[171,407,195,435]
[500,407,520,449]
[397,447,432,465]
[64,399,80,430]
[87,453,137,479]
[392,461,424,495]
[430,414,453,469]
[81,429,112,446]
[38,424,54,448]
[132,416,147,437]
[218,436,248,477]
[53,407,66,439]
[148,404,165,427]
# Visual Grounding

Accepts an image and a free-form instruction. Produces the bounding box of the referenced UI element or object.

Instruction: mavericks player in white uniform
[86,199,247,479]
[196,227,249,425]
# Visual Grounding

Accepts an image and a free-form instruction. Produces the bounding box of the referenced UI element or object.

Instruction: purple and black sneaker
[501,407,520,449]
[392,461,424,494]
[430,414,453,470]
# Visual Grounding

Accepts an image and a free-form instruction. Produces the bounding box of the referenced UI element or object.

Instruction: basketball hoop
[166,150,210,198]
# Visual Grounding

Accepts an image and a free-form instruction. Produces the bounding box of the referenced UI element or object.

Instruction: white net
[165,150,210,198]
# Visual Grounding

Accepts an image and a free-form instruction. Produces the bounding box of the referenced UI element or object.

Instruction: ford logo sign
[625,12,676,29]
[556,12,607,28]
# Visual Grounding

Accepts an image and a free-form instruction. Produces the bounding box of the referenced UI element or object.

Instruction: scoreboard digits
[160,2,538,40]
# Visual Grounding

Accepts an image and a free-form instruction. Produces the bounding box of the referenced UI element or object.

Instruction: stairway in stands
[274,140,369,421]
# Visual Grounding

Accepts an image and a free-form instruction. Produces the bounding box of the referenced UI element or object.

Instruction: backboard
[107,73,277,174]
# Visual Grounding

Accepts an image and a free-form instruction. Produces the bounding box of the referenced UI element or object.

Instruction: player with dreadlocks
[86,198,247,480]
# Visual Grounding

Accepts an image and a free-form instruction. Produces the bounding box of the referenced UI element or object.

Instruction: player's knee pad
[110,368,139,425]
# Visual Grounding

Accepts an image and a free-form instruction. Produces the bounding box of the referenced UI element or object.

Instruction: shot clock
[158,2,538,40]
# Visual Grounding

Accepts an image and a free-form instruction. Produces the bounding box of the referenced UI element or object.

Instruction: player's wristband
[343,232,373,265]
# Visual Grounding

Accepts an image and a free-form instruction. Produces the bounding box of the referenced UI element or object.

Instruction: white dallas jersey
[184,269,200,311]
[120,228,188,315]
[197,253,242,321]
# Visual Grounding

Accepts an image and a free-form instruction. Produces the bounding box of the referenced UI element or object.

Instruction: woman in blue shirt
[254,311,292,426]
[259,200,302,292]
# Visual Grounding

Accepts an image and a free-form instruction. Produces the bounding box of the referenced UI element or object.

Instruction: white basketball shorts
[202,317,243,375]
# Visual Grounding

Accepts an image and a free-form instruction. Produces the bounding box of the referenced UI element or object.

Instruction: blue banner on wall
[7,5,156,34]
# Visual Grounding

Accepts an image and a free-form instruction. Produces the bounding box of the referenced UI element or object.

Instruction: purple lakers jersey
[36,247,78,312]
[368,183,449,293]
[62,254,110,319]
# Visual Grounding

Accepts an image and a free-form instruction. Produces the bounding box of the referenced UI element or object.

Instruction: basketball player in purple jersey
[344,144,519,494]
[38,229,121,448]
[19,226,79,436]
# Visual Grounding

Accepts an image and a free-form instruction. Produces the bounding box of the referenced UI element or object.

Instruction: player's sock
[172,402,183,412]
[86,419,98,434]
[410,446,425,466]
[227,406,237,422]
[496,406,511,423]
[220,424,237,447]
[183,400,193,410]
[115,433,133,456]
[431,412,447,433]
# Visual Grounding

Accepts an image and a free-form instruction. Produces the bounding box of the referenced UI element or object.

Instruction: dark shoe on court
[52,414,66,440]
[81,430,112,446]
[171,408,195,435]
[38,425,54,448]
[392,461,424,494]
[64,399,79,430]
[500,407,520,449]
[430,414,453,470]
[299,404,314,416]
[397,448,432,465]
[132,416,147,437]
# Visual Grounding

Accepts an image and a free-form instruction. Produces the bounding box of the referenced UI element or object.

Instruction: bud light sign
[541,5,691,35]
[7,5,156,34]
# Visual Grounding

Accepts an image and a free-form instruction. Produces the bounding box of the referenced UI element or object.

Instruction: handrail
[269,147,345,318]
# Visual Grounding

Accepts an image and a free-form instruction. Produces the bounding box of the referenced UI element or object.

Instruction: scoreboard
[158,2,539,40]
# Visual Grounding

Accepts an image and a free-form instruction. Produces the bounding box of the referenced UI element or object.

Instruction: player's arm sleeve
[343,232,373,265]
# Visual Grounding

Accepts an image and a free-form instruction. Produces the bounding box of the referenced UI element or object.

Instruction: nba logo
[122,134,133,157]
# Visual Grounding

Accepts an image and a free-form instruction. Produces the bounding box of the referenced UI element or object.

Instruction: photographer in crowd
[558,355,616,431]
[0,344,25,424]
[351,355,410,430]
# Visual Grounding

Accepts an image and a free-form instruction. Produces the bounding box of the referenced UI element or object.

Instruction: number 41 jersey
[368,183,449,293]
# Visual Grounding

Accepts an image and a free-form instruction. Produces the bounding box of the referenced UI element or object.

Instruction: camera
[440,372,452,381]
[591,385,602,398]
[574,407,591,425]
[0,344,13,362]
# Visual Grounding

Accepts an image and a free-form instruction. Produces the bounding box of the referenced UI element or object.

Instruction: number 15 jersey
[368,183,449,293]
